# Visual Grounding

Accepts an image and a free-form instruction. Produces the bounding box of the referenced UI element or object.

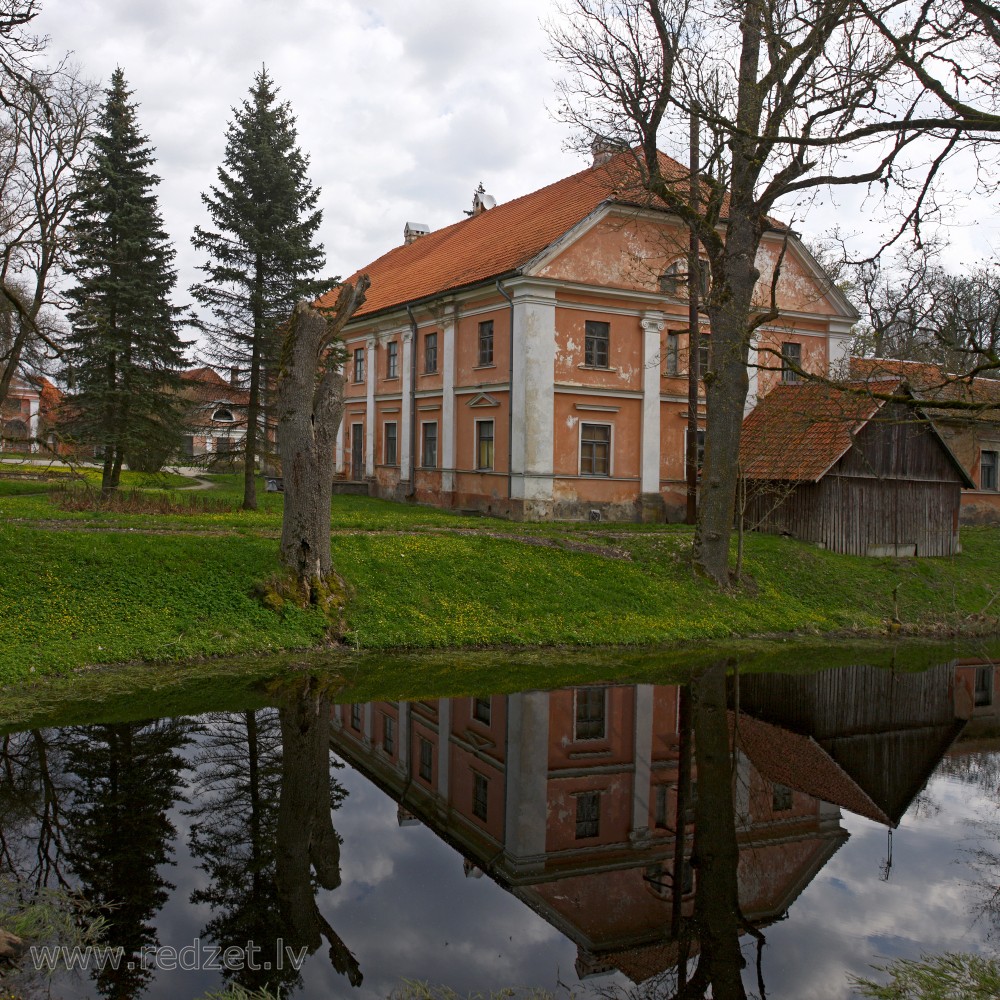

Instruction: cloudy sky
[34,0,581,342]
[30,0,1000,352]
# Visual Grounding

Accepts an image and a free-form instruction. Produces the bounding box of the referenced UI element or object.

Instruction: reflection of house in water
[330,670,974,985]
[735,662,973,827]
[952,659,1000,744]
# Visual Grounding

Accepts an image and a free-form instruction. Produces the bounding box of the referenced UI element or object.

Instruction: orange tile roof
[179,367,250,407]
[740,381,897,482]
[850,356,1000,410]
[733,712,892,826]
[324,151,702,321]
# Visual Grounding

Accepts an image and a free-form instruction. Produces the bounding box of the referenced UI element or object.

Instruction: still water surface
[2,650,999,999]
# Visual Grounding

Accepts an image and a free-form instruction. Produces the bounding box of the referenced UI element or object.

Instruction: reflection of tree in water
[187,678,358,995]
[943,749,1000,942]
[0,729,75,892]
[605,664,761,1000]
[276,677,362,985]
[187,708,296,995]
[63,719,191,1000]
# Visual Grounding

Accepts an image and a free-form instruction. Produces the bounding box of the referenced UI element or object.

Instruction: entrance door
[351,423,364,481]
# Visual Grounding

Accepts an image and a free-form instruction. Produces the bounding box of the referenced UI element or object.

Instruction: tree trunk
[692,1,766,587]
[243,339,261,511]
[682,662,748,999]
[275,283,368,604]
[694,237,759,585]
[275,679,361,986]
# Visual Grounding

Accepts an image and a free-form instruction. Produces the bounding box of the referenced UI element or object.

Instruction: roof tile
[740,381,896,482]
[323,151,694,320]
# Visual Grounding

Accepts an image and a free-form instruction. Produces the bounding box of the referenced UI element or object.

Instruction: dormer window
[213,408,234,422]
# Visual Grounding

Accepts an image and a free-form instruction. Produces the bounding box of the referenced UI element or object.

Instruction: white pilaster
[438,698,451,802]
[400,330,414,481]
[362,703,373,748]
[630,684,654,844]
[442,317,456,494]
[746,339,759,415]
[28,396,40,453]
[641,313,664,493]
[397,701,410,776]
[335,420,345,475]
[365,336,376,477]
[828,319,854,377]
[504,691,550,873]
[510,285,556,515]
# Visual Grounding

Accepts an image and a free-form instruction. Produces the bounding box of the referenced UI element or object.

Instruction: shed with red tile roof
[739,381,973,556]
[849,357,1000,524]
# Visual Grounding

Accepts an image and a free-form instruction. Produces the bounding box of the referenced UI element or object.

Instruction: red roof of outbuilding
[733,712,893,826]
[850,357,1000,410]
[739,381,899,482]
[324,151,698,321]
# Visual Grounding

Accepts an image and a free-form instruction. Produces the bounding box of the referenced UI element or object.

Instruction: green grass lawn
[1,472,998,683]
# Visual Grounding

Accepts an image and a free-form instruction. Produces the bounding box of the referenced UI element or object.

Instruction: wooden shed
[740,381,975,557]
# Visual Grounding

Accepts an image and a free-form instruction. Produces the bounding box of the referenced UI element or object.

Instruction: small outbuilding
[739,380,975,557]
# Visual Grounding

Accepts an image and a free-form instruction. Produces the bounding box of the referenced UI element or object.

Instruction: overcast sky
[33,0,1000,355]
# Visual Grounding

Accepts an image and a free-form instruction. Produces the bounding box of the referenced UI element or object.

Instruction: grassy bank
[1,472,998,684]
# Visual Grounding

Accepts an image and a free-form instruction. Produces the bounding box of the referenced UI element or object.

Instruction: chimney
[591,137,618,167]
[467,182,496,217]
[404,221,430,245]
[230,366,239,386]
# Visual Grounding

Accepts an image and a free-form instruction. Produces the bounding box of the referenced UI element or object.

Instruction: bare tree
[0,2,44,112]
[274,281,368,605]
[547,0,1000,585]
[0,66,95,413]
[850,251,1000,375]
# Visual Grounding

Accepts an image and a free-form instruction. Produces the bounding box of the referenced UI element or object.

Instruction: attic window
[659,259,710,298]
[213,408,234,422]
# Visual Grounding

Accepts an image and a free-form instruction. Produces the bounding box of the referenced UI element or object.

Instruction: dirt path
[2,516,633,559]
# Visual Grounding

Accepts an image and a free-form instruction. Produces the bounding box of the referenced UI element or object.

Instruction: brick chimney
[404,221,430,245]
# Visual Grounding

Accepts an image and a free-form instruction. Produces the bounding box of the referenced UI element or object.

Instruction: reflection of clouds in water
[748,770,996,999]
[329,764,591,999]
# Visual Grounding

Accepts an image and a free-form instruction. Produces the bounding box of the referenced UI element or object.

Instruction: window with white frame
[384,422,398,466]
[584,320,610,367]
[477,320,494,366]
[473,697,491,725]
[424,331,438,373]
[421,422,438,468]
[684,428,706,472]
[580,423,611,476]
[781,342,802,383]
[658,258,711,298]
[382,714,396,755]
[213,408,234,422]
[475,419,494,471]
[665,332,680,375]
[418,737,433,782]
[574,686,607,741]
[981,450,998,491]
[575,791,600,839]
[472,771,489,821]
[353,347,365,383]
[386,341,399,379]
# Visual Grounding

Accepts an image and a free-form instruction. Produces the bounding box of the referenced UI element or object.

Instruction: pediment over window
[467,392,499,408]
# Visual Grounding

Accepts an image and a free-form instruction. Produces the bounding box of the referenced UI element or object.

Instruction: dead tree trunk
[275,279,369,605]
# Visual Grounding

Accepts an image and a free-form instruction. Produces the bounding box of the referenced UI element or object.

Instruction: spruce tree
[63,68,186,496]
[191,68,332,511]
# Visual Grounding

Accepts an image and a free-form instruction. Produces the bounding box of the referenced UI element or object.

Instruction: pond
[2,644,1000,999]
